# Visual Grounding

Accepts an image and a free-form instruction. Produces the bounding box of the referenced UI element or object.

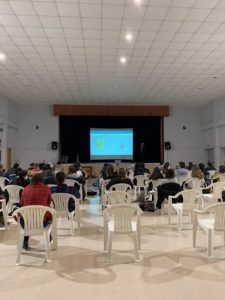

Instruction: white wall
[164,106,204,168]
[15,105,59,169]
[14,105,206,169]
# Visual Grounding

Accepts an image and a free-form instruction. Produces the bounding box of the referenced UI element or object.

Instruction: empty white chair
[168,189,202,230]
[109,183,132,192]
[201,181,225,208]
[65,178,83,200]
[12,205,56,265]
[102,190,132,209]
[0,198,7,229]
[4,185,24,214]
[0,176,9,188]
[133,175,147,200]
[51,193,80,235]
[103,204,143,260]
[193,202,225,258]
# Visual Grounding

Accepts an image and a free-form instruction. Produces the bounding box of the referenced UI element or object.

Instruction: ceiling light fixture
[134,0,142,5]
[120,56,127,64]
[0,53,6,62]
[125,32,133,42]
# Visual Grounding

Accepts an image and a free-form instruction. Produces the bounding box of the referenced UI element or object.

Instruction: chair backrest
[179,189,201,210]
[4,185,24,203]
[210,181,225,200]
[133,175,146,187]
[104,191,132,206]
[217,174,225,182]
[203,202,225,231]
[109,183,132,192]
[13,205,55,235]
[104,204,142,233]
[185,178,205,190]
[0,176,9,188]
[126,170,134,181]
[51,193,79,217]
[64,179,76,187]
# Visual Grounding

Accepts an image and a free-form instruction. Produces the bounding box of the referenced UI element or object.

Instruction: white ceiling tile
[0,15,20,26]
[186,8,211,22]
[64,29,83,39]
[83,29,101,40]
[49,38,67,47]
[141,20,161,32]
[166,7,189,21]
[155,32,175,42]
[206,10,225,22]
[194,0,219,9]
[160,21,181,32]
[137,31,156,42]
[5,26,27,37]
[102,30,120,40]
[171,0,195,8]
[45,28,64,39]
[33,2,58,16]
[190,33,210,43]
[9,1,36,15]
[25,27,46,38]
[145,6,168,20]
[179,22,201,32]
[216,0,225,9]
[103,5,124,19]
[18,15,42,27]
[56,2,79,17]
[40,16,61,28]
[80,4,101,18]
[82,18,101,30]
[61,17,81,29]
[31,37,50,47]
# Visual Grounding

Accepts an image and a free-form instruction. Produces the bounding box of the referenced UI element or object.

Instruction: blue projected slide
[90,128,133,160]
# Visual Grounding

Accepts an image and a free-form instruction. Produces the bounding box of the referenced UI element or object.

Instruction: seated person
[147,166,164,191]
[51,172,80,212]
[16,170,30,187]
[175,161,189,177]
[134,162,150,176]
[41,164,56,185]
[106,168,133,190]
[156,182,182,209]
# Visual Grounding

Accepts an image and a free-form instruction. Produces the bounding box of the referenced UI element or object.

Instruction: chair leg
[16,233,24,265]
[76,211,80,229]
[2,208,8,229]
[69,213,74,235]
[193,228,197,248]
[107,231,113,259]
[207,228,213,258]
[133,231,139,261]
[178,209,182,231]
[44,231,50,262]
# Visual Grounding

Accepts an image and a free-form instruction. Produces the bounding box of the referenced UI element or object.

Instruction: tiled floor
[1,196,225,300]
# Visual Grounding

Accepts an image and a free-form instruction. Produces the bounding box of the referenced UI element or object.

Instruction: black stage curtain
[59,116,162,163]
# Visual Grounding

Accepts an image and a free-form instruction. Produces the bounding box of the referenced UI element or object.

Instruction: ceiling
[1,0,225,107]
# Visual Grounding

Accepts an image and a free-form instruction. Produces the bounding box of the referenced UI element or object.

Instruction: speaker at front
[51,141,58,150]
[164,141,171,150]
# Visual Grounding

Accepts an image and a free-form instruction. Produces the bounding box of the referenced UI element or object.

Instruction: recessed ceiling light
[125,32,133,42]
[134,0,142,5]
[120,56,127,64]
[0,53,6,61]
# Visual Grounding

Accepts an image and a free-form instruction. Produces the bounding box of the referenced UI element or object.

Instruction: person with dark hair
[156,169,181,209]
[0,163,9,179]
[8,163,22,175]
[212,165,225,182]
[51,172,80,212]
[150,167,164,181]
[161,162,170,177]
[19,173,52,250]
[41,164,56,185]
[134,162,150,176]
[175,161,189,177]
[16,170,30,187]
[106,168,133,190]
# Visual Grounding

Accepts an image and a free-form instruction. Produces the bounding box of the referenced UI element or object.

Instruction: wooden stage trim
[53,105,169,117]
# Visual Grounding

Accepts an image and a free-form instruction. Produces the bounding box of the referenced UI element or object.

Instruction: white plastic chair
[102,190,132,209]
[12,205,56,265]
[193,202,225,258]
[65,178,83,200]
[168,189,202,230]
[4,185,24,214]
[0,198,7,229]
[103,204,143,260]
[183,177,206,191]
[133,175,147,200]
[0,176,9,188]
[201,181,225,208]
[51,193,80,235]
[109,183,132,192]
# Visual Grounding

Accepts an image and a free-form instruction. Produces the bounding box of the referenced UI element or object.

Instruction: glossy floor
[1,197,225,300]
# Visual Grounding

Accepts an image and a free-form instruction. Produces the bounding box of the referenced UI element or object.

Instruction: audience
[106,168,133,190]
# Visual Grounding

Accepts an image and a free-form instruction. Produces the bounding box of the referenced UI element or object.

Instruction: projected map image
[90,129,133,160]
